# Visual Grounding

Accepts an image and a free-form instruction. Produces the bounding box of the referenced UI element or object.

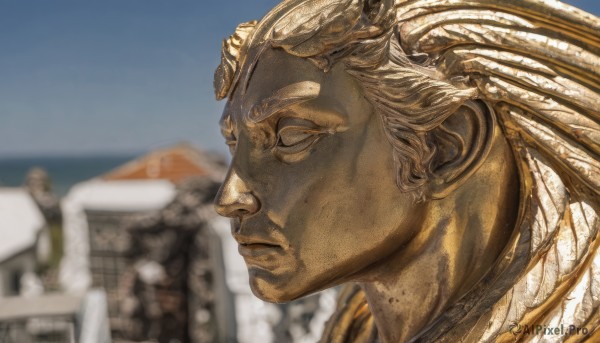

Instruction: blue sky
[1,0,598,157]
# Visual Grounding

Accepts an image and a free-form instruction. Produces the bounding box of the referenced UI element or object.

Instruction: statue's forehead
[243,48,323,105]
[222,48,325,126]
[221,47,368,138]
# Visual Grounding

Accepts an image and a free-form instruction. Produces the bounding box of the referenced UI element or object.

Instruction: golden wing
[393,1,600,341]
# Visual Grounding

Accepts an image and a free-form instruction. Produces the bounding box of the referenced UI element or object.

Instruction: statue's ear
[427,100,496,199]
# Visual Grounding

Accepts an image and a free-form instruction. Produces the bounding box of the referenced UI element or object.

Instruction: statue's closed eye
[226,139,236,155]
[221,114,237,155]
[274,117,332,163]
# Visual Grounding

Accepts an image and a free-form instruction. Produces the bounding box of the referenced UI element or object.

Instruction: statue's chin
[248,268,306,303]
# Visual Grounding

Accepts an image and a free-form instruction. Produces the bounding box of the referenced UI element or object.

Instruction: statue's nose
[214,168,260,218]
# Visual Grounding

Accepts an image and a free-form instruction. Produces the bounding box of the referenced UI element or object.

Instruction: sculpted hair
[270,1,480,200]
[309,32,478,199]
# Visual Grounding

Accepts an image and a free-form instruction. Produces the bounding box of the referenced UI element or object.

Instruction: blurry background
[0,0,282,195]
[0,1,598,343]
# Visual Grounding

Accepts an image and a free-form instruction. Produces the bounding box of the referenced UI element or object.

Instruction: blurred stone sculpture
[25,167,61,224]
[25,167,62,290]
[120,178,222,343]
[213,0,600,342]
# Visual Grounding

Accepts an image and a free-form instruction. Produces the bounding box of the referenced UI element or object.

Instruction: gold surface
[212,0,600,342]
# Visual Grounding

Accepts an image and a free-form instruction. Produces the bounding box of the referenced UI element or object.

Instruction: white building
[0,188,50,297]
[59,179,176,293]
[59,144,225,341]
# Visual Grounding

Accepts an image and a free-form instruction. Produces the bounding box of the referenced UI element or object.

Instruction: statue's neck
[358,200,513,343]
[358,212,463,343]
[357,133,519,343]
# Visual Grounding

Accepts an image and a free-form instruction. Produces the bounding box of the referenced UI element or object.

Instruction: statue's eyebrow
[246,81,320,123]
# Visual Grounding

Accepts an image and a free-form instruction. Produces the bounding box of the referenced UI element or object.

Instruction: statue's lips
[238,242,281,255]
[232,219,290,269]
[234,232,286,268]
[238,242,286,270]
[233,231,283,246]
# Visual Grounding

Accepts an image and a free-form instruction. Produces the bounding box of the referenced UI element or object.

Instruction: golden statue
[212,0,600,341]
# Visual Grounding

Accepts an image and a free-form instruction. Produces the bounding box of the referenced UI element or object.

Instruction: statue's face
[216,48,426,302]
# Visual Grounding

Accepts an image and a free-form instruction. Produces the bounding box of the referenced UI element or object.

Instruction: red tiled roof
[102,143,213,184]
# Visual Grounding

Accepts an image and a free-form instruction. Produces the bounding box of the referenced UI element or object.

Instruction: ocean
[0,155,136,197]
